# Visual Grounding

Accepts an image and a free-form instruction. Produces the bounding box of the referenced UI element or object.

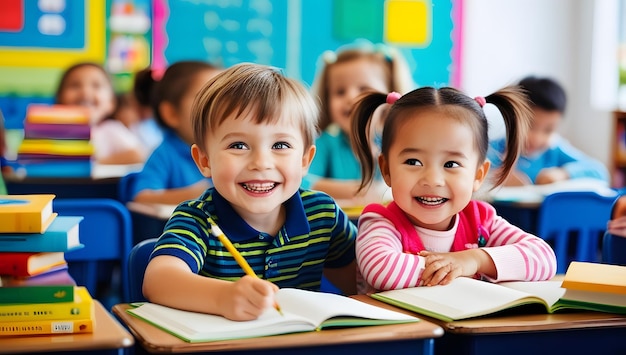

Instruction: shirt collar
[212,189,310,243]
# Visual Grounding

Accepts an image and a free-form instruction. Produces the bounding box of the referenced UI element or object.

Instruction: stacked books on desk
[0,194,95,336]
[16,104,94,177]
[370,261,626,322]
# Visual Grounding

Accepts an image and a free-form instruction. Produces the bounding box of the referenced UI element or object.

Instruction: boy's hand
[218,275,279,321]
[418,249,495,286]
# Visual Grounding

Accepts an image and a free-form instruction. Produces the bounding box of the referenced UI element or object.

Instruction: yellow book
[18,139,94,156]
[0,287,93,322]
[0,194,57,233]
[0,318,93,336]
[25,104,90,125]
[561,261,626,295]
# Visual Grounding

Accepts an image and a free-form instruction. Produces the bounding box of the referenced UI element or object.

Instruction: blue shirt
[152,188,356,290]
[487,136,609,183]
[130,130,210,200]
[303,124,361,189]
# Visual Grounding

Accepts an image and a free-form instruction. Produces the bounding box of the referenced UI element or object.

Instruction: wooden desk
[0,300,134,354]
[359,296,626,355]
[112,302,443,354]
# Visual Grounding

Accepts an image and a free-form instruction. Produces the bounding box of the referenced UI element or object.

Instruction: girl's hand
[218,275,278,321]
[419,249,495,286]
[607,216,626,237]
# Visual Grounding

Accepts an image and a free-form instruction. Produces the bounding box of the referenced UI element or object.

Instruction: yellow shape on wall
[0,0,105,68]
[384,0,432,47]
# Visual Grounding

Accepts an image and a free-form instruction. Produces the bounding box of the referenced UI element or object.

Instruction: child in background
[55,62,146,165]
[129,61,221,205]
[488,76,609,186]
[129,67,163,153]
[143,63,357,320]
[350,86,557,294]
[303,41,415,204]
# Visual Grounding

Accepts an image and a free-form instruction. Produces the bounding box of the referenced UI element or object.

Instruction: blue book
[0,216,84,252]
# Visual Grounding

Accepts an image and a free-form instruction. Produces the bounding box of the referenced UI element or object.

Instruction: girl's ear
[473,160,491,191]
[191,144,211,178]
[159,101,180,129]
[378,154,391,187]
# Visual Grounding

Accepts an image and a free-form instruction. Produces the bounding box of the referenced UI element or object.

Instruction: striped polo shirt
[151,188,356,291]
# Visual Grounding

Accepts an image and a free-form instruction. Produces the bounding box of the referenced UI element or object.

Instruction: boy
[488,76,609,186]
[142,63,357,321]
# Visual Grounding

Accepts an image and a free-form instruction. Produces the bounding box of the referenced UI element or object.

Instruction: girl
[304,42,415,204]
[350,87,557,294]
[55,62,146,165]
[128,61,221,205]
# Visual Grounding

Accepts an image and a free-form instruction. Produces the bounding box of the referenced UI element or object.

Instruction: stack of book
[0,194,95,337]
[16,104,94,177]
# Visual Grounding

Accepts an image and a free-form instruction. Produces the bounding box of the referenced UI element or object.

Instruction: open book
[371,276,626,322]
[127,288,419,343]
[488,178,617,204]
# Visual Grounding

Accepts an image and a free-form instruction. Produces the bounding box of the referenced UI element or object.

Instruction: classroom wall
[461,0,612,168]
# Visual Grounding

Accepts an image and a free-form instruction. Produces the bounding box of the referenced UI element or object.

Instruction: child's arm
[607,215,626,237]
[134,180,211,205]
[143,255,278,321]
[323,260,357,295]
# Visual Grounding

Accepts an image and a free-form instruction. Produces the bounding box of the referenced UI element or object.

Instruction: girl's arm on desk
[133,180,211,205]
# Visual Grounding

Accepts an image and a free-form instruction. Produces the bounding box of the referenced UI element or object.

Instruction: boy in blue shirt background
[488,76,609,186]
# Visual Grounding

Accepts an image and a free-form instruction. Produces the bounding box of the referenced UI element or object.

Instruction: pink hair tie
[474,96,486,107]
[386,92,401,105]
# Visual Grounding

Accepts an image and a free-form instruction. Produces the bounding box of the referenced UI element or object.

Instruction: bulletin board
[154,0,462,88]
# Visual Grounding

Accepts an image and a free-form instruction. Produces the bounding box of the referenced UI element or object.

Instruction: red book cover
[0,252,66,277]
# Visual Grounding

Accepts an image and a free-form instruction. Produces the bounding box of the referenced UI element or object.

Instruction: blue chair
[537,191,617,273]
[54,198,133,306]
[118,171,140,204]
[128,238,157,302]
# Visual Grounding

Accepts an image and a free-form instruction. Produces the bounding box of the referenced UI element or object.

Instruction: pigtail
[351,92,388,192]
[485,86,532,187]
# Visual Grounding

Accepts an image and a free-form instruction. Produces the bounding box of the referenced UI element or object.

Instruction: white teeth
[242,182,276,192]
[416,197,447,205]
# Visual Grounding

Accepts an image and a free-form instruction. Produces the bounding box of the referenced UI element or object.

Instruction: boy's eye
[273,142,291,149]
[444,161,460,168]
[228,142,248,150]
[404,158,423,166]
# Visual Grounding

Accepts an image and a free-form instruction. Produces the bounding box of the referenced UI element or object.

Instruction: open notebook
[127,288,419,343]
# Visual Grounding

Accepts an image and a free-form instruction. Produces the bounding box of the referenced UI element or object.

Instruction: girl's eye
[228,142,247,150]
[273,142,291,149]
[404,158,423,166]
[444,161,460,168]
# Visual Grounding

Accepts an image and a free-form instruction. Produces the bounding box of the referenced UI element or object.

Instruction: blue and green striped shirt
[151,188,356,291]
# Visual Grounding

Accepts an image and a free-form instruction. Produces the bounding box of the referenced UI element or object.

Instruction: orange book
[0,252,66,278]
[0,318,93,336]
[562,261,626,295]
[0,194,57,233]
[24,104,90,125]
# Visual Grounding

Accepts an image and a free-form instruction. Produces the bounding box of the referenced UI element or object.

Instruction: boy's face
[192,111,315,223]
[524,107,562,156]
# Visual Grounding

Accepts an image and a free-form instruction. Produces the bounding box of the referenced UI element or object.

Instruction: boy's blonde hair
[191,63,320,151]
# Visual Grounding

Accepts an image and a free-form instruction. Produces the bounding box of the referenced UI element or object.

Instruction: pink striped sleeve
[481,216,557,282]
[356,212,426,291]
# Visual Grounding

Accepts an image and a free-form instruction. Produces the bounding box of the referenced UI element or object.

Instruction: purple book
[24,122,91,140]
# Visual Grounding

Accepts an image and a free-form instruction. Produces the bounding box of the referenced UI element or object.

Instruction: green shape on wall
[333,0,383,42]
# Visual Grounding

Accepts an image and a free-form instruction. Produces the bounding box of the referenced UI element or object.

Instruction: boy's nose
[248,149,273,170]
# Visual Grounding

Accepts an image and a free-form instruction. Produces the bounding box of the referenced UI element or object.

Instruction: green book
[0,284,74,304]
[127,288,419,343]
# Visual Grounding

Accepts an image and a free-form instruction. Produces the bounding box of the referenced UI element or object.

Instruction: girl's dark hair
[133,67,155,108]
[54,62,111,103]
[151,60,218,127]
[351,86,532,192]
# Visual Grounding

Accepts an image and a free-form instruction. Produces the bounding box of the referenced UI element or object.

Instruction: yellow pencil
[210,222,283,316]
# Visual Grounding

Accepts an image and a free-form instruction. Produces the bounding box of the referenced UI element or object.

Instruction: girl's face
[57,65,115,125]
[327,57,389,134]
[168,69,220,144]
[192,110,315,233]
[379,109,490,231]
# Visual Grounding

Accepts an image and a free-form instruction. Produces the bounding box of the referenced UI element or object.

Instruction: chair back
[128,238,157,302]
[118,171,141,204]
[53,198,133,304]
[602,232,626,265]
[537,191,616,273]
